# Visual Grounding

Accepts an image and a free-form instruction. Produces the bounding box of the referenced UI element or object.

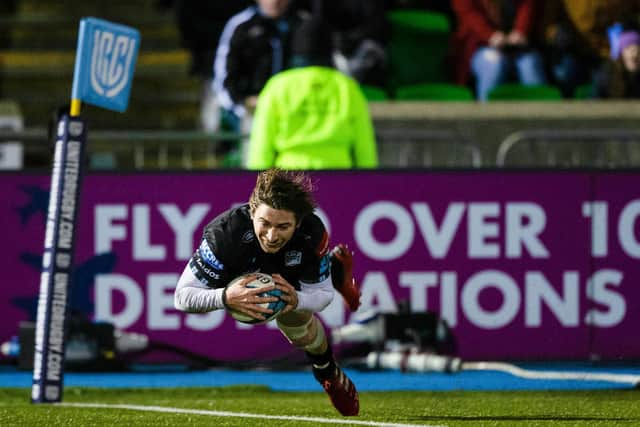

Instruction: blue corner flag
[31,18,139,404]
[71,17,140,113]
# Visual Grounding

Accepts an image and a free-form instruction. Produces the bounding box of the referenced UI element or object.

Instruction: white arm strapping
[174,265,225,313]
[296,275,335,313]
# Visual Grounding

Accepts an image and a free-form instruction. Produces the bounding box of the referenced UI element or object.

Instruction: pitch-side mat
[1,363,640,390]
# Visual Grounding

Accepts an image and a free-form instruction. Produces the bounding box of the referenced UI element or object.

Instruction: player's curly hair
[249,168,317,224]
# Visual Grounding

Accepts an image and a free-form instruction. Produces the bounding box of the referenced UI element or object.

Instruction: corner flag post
[31,17,139,404]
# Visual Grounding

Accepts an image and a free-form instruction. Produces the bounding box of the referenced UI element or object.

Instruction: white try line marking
[59,402,446,427]
[463,361,640,385]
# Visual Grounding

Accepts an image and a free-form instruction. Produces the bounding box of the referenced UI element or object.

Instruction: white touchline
[462,362,640,385]
[59,402,447,427]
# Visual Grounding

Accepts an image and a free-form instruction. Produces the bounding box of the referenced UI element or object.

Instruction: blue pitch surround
[1,364,639,391]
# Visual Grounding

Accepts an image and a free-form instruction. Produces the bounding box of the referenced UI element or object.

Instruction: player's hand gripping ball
[225,273,286,324]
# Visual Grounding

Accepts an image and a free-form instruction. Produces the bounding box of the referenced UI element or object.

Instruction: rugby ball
[226,272,286,324]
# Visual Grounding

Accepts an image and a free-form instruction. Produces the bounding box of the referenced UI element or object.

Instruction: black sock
[306,346,336,381]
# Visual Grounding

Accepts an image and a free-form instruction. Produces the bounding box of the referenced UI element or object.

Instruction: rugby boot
[315,364,359,416]
[330,244,361,312]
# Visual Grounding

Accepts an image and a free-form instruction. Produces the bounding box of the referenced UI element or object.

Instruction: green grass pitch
[1,386,639,426]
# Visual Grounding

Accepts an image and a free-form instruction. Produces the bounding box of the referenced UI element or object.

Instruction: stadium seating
[487,84,563,101]
[574,83,594,100]
[360,85,389,101]
[4,1,640,170]
[395,83,474,101]
[0,0,200,130]
[387,10,451,90]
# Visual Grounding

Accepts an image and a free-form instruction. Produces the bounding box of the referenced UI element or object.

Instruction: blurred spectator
[593,31,640,99]
[158,1,251,132]
[451,0,546,101]
[246,17,378,170]
[311,0,391,87]
[214,0,308,136]
[538,0,640,98]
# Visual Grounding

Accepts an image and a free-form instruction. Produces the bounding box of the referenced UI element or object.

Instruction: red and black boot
[313,360,359,416]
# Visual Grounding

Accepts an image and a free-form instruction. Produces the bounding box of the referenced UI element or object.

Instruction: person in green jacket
[246,16,378,170]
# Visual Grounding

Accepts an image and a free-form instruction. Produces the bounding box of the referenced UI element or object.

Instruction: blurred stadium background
[1,1,640,424]
[1,0,640,170]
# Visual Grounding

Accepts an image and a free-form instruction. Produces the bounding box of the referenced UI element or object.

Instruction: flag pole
[70,99,82,117]
[31,17,139,404]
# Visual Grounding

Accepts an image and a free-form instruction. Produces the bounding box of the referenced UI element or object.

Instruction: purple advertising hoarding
[1,171,639,362]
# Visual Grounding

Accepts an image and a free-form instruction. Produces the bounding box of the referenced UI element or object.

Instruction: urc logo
[90,29,136,98]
